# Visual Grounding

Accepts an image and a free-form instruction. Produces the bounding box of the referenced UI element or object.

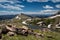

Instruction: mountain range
[0,11,60,20]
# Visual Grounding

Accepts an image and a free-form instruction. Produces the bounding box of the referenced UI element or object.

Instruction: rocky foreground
[0,24,60,40]
[0,24,46,39]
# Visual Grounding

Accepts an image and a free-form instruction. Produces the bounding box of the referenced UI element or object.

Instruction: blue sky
[0,0,60,15]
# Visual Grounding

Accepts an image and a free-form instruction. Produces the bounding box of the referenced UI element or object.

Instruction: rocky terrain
[0,11,60,40]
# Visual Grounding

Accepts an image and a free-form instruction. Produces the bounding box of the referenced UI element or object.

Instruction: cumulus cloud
[43,5,53,9]
[40,10,58,14]
[0,0,21,4]
[26,0,49,2]
[0,4,24,11]
[0,0,25,12]
[0,0,25,15]
[56,4,60,8]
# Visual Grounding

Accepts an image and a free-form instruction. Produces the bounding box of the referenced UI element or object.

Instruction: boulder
[7,32,15,36]
[6,25,16,32]
[21,26,28,30]
[2,26,9,34]
[28,29,34,35]
[15,27,29,36]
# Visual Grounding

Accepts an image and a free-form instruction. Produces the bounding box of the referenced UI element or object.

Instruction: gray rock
[7,32,15,36]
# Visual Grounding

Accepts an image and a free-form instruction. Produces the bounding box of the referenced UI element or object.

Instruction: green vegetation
[27,19,41,25]
[1,30,60,40]
[27,18,56,26]
[0,15,60,40]
[2,34,40,40]
[44,19,55,26]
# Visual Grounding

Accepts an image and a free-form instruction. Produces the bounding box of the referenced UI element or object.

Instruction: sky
[0,0,60,15]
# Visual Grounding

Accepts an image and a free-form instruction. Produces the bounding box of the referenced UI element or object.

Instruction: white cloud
[24,10,58,14]
[40,10,58,14]
[0,4,24,10]
[0,0,24,11]
[0,11,21,15]
[26,0,49,2]
[16,5,25,7]
[0,0,7,2]
[0,0,21,4]
[0,0,25,15]
[51,0,60,3]
[43,5,53,9]
[0,10,58,15]
[56,4,60,8]
[25,0,60,3]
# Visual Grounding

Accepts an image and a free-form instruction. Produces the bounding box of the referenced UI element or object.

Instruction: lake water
[27,24,42,29]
